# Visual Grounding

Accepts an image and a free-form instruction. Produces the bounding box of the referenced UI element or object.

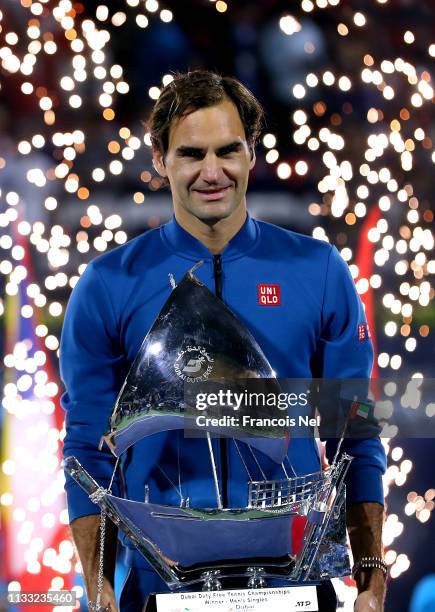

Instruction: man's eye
[220,147,241,157]
[180,151,203,159]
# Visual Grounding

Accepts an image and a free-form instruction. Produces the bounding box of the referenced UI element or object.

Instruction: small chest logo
[257,284,281,306]
[358,323,371,341]
[350,400,371,419]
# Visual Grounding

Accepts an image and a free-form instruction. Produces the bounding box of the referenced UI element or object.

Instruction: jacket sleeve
[316,245,386,505]
[60,261,127,522]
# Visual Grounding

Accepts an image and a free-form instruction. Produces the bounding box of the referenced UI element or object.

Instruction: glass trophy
[64,263,353,612]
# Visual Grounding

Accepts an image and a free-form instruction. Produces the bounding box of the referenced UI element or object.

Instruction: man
[61,70,387,611]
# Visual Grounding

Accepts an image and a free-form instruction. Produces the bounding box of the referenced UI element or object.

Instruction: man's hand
[352,565,386,611]
[86,577,118,611]
[353,567,385,611]
[347,502,386,612]
[354,590,381,611]
[69,514,118,611]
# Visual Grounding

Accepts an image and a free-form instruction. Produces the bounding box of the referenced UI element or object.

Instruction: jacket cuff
[64,480,106,522]
[346,466,384,506]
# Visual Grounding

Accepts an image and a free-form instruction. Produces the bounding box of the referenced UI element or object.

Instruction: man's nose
[200,154,222,183]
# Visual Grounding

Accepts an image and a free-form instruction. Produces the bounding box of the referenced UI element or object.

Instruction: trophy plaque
[64,263,352,611]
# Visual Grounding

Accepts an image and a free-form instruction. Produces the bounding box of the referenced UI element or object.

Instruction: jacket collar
[161,212,259,261]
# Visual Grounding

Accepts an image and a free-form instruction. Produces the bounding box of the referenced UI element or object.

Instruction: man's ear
[152,149,167,178]
[249,149,256,171]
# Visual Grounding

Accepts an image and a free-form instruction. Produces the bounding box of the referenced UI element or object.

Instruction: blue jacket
[60,214,386,566]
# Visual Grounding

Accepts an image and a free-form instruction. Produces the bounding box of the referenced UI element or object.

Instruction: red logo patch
[358,323,371,341]
[257,284,281,306]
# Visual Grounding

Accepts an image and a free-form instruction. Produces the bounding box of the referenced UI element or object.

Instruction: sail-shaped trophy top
[101,264,289,463]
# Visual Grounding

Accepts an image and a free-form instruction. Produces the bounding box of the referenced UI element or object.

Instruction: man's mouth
[193,186,231,201]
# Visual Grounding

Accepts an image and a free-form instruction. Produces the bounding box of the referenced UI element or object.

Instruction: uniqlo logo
[257,284,281,306]
[358,323,371,341]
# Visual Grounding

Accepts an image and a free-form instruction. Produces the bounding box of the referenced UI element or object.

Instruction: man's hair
[148,70,264,157]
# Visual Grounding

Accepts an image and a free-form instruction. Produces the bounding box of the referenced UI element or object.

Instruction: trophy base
[143,582,338,612]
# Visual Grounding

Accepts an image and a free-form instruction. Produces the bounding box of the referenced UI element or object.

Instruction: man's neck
[174,205,247,255]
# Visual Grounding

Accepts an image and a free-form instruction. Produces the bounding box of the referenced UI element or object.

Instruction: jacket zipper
[213,254,228,508]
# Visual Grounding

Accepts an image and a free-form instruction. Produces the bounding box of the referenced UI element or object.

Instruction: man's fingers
[87,584,118,612]
[101,596,117,611]
[88,598,118,612]
[102,587,118,612]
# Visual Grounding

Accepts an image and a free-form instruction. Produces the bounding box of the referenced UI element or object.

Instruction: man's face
[153,98,255,224]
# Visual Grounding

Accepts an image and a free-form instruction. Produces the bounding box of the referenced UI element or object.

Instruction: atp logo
[358,323,371,341]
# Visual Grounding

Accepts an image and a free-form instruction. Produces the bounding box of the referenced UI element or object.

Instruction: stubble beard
[185,191,241,225]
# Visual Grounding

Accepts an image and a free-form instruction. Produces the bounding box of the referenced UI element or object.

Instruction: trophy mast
[206,431,224,509]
